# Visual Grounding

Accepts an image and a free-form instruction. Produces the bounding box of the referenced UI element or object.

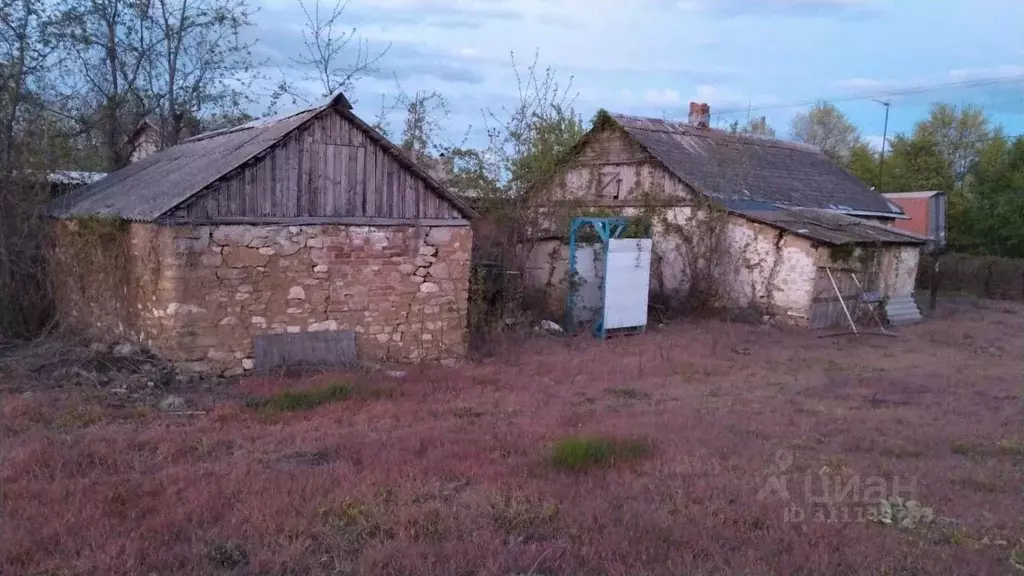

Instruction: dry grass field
[2,297,1022,575]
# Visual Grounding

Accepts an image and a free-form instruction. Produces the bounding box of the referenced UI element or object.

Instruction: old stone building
[529,105,927,328]
[49,93,476,375]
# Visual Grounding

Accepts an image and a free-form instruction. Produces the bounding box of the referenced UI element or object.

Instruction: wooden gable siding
[537,126,692,205]
[168,110,462,221]
[572,126,654,166]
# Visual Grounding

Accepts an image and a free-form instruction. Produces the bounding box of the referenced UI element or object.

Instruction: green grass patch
[605,387,650,401]
[997,438,1024,458]
[550,436,652,471]
[950,440,982,457]
[244,382,352,413]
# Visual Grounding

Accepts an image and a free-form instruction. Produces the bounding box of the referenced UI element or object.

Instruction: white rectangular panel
[603,239,652,330]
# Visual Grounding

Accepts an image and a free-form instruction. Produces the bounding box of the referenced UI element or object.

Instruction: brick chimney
[688,102,711,129]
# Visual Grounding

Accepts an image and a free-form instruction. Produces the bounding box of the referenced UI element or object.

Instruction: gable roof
[605,113,902,218]
[49,93,476,221]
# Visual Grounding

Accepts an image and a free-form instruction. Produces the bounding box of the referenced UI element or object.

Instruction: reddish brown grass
[3,298,1023,575]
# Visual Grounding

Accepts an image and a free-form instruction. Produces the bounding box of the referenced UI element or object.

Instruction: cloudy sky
[257,0,1024,149]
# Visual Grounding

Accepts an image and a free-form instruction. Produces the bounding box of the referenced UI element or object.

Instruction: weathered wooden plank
[346,145,358,217]
[253,160,263,217]
[297,131,308,216]
[381,151,391,217]
[215,179,227,217]
[365,147,377,217]
[322,144,336,216]
[244,164,256,216]
[336,112,348,145]
[224,168,235,217]
[345,114,364,147]
[355,146,366,217]
[286,136,299,217]
[336,144,349,216]
[308,133,321,215]
[385,157,396,218]
[167,216,471,226]
[273,147,283,216]
[265,154,275,217]
[423,191,437,218]
[404,174,416,219]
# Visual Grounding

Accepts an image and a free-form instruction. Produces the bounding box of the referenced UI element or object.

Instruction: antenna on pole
[873,99,891,191]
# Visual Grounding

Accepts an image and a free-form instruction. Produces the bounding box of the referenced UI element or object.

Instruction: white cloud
[946,65,1024,82]
[864,134,886,151]
[643,89,683,107]
[836,77,891,92]
[674,0,886,17]
[691,84,753,108]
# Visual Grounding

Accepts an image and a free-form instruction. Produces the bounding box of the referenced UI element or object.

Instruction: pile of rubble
[0,337,223,407]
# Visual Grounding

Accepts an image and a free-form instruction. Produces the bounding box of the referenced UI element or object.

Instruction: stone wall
[160,223,472,374]
[52,220,472,374]
[522,209,820,325]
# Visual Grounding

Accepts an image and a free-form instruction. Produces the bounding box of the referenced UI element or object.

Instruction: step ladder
[824,268,890,335]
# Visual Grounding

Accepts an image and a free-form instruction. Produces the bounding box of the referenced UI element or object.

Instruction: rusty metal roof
[734,206,927,246]
[48,91,476,221]
[608,113,902,217]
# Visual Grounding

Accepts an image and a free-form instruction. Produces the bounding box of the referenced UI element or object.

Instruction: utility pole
[873,99,891,190]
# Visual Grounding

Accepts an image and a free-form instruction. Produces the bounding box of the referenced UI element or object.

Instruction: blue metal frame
[564,216,632,339]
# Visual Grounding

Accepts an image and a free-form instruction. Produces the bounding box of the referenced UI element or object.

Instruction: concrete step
[885,294,923,325]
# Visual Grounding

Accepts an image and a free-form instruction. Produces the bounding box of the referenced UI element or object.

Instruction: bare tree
[0,0,58,174]
[58,0,260,166]
[790,100,862,162]
[287,0,389,103]
[730,116,776,138]
[60,0,159,170]
[398,89,448,154]
[0,0,73,337]
[149,0,260,146]
[913,102,991,182]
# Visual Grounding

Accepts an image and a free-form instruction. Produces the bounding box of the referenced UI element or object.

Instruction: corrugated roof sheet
[883,190,944,199]
[49,108,317,221]
[608,113,901,216]
[733,205,927,246]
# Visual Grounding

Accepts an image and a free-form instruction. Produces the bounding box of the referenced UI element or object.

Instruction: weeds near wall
[0,177,55,339]
[435,53,586,351]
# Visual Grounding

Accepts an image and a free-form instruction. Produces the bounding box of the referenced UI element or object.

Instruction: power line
[710,74,1024,119]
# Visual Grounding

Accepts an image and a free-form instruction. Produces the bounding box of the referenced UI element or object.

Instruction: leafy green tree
[913,103,991,182]
[846,142,880,188]
[882,134,954,193]
[950,135,1024,257]
[790,101,862,162]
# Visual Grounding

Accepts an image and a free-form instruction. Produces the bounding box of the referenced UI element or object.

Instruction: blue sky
[256,0,1024,150]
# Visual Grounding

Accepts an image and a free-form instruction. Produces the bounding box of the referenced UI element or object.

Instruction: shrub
[244,383,352,413]
[550,436,652,471]
[207,540,248,569]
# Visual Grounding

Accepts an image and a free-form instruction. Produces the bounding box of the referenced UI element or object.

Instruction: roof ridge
[607,112,824,155]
